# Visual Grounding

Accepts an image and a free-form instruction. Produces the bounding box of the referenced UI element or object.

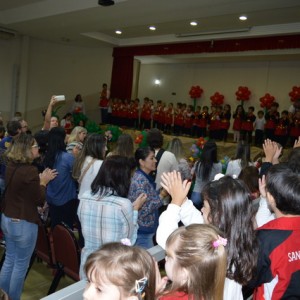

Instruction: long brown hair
[202,176,258,284]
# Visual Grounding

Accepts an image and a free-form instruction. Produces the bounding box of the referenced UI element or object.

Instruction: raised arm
[43,96,58,130]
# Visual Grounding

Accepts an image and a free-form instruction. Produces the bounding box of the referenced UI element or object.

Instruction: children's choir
[107,97,300,146]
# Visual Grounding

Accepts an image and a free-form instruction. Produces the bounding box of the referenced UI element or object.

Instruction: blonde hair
[84,242,156,300]
[68,126,87,143]
[164,224,227,300]
[5,133,35,164]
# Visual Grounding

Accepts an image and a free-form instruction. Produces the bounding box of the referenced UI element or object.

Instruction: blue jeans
[0,214,38,300]
[135,232,154,249]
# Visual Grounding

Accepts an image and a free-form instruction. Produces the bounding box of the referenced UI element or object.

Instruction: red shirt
[160,292,192,300]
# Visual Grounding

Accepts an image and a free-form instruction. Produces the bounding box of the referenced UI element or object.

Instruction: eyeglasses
[32,144,39,149]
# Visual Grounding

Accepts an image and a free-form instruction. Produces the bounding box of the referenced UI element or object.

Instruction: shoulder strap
[78,158,97,184]
[151,149,165,180]
[155,148,165,166]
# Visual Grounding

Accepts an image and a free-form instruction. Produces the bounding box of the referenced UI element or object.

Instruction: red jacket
[254,217,300,300]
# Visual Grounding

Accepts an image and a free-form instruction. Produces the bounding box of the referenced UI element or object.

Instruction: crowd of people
[0,93,299,300]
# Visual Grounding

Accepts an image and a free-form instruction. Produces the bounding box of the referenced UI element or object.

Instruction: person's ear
[266,191,276,209]
[139,158,144,167]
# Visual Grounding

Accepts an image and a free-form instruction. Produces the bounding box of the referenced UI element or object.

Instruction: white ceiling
[0,0,300,62]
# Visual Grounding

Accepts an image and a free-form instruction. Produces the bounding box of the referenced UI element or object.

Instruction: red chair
[35,222,56,267]
[26,220,56,278]
[47,222,81,295]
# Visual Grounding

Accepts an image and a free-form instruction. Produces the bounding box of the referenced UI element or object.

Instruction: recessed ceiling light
[115,30,122,35]
[149,26,156,31]
[239,15,247,21]
[190,21,198,26]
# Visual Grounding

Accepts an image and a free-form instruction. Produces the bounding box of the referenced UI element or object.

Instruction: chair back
[35,222,55,266]
[51,222,81,281]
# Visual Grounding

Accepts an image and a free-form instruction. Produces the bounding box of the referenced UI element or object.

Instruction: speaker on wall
[98,0,115,6]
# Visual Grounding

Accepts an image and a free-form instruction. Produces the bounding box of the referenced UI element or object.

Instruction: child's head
[266,163,300,216]
[164,224,227,300]
[224,104,231,112]
[203,106,208,113]
[235,105,243,113]
[257,110,264,118]
[270,102,279,111]
[84,242,156,300]
[281,110,288,118]
[234,141,251,168]
[248,106,254,113]
[238,166,259,200]
[201,176,257,284]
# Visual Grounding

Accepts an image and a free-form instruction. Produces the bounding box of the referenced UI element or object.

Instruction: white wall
[0,37,114,131]
[138,60,300,113]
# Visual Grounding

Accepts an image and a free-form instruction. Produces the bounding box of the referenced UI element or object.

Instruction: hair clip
[213,235,227,248]
[120,238,131,246]
[135,277,148,294]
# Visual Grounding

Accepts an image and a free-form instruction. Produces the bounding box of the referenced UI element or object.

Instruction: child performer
[241,106,256,144]
[264,102,279,141]
[254,110,265,147]
[274,110,289,147]
[219,104,231,142]
[158,224,227,300]
[173,103,184,136]
[83,242,156,300]
[232,105,245,143]
[198,106,209,138]
[289,110,300,146]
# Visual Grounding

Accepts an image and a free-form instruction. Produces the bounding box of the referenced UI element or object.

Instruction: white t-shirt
[78,156,103,199]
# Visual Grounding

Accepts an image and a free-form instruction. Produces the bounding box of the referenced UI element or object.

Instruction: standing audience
[43,127,78,229]
[73,133,107,199]
[128,147,164,249]
[157,171,258,299]
[167,138,191,181]
[191,140,222,208]
[146,129,178,191]
[226,141,253,177]
[0,133,57,300]
[106,133,134,158]
[78,155,146,278]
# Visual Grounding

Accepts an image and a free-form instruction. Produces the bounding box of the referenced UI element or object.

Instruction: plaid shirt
[78,191,138,278]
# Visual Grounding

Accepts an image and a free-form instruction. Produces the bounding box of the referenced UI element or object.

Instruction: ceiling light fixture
[115,30,122,34]
[190,21,198,26]
[239,15,247,21]
[149,26,156,31]
[154,79,161,85]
